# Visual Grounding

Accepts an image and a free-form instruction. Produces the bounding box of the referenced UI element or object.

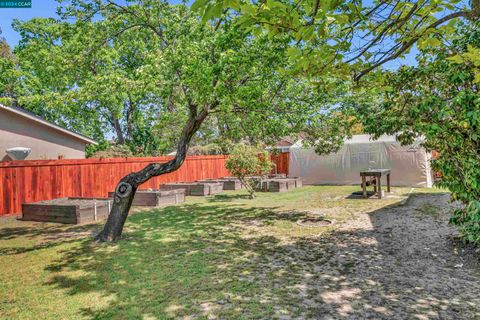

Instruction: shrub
[89,144,134,158]
[451,201,480,244]
[226,145,273,198]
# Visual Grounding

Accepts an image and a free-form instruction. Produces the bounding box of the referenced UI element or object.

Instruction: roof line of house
[0,104,97,145]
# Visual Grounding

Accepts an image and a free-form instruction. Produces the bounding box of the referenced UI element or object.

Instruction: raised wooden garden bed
[108,189,185,207]
[160,182,223,196]
[268,179,296,192]
[21,197,113,224]
[292,177,303,188]
[255,178,274,191]
[197,178,243,190]
[253,177,301,192]
[267,173,287,179]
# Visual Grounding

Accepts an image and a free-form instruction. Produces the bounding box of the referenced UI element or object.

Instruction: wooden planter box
[292,177,303,188]
[22,197,113,224]
[160,182,223,196]
[254,177,296,192]
[268,179,296,192]
[255,178,273,191]
[108,189,185,207]
[267,173,287,179]
[197,178,243,190]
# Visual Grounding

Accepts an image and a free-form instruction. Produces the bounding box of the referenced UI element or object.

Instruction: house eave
[0,104,97,145]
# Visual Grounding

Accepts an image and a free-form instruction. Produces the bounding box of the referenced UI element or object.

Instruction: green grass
[0,186,443,319]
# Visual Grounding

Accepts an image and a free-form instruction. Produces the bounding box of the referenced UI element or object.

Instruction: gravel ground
[242,193,480,319]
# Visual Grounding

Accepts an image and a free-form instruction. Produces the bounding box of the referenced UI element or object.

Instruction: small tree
[226,145,273,199]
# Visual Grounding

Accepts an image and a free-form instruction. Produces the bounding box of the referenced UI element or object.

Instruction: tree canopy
[194,0,480,79]
[0,32,21,106]
[6,1,335,155]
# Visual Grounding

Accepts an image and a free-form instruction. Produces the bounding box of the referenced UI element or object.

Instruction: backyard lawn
[1,186,479,319]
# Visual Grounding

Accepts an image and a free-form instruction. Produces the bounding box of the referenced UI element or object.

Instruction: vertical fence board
[3,168,12,214]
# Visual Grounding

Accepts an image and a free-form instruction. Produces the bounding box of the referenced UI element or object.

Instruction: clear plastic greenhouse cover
[288,135,433,187]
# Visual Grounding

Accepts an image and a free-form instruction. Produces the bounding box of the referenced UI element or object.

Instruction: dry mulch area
[245,193,480,319]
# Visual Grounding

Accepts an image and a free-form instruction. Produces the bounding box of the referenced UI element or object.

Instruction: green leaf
[446,55,464,64]
[287,47,301,58]
[191,0,207,12]
[474,72,480,84]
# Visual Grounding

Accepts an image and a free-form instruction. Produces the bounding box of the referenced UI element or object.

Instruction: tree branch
[355,10,472,81]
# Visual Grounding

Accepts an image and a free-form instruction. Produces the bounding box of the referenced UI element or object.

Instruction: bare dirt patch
[231,193,480,319]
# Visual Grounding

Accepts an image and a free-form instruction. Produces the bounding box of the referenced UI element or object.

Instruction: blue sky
[0,0,58,44]
[0,0,417,68]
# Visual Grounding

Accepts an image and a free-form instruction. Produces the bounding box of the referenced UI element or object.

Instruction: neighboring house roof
[276,138,295,147]
[274,134,305,149]
[0,104,97,145]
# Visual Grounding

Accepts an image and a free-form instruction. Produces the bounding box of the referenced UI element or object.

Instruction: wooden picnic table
[360,169,391,199]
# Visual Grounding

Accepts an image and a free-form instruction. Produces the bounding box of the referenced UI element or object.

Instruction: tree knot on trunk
[115,182,133,203]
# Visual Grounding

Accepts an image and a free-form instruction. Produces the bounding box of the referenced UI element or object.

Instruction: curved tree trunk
[239,177,255,199]
[95,108,208,242]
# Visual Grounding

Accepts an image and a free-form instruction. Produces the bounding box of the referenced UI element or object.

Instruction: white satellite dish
[6,147,31,160]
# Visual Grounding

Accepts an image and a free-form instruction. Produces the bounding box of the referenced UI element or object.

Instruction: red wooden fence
[271,152,289,176]
[0,152,290,216]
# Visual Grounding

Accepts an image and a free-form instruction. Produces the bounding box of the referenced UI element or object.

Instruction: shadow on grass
[37,192,480,319]
[0,222,98,256]
[42,202,310,318]
[207,193,253,202]
[0,223,95,241]
[0,238,88,256]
